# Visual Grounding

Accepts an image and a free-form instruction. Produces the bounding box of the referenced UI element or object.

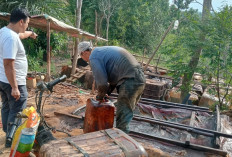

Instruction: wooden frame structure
[0,12,107,81]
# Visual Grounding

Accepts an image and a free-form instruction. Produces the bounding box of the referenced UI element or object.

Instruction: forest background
[0,0,232,109]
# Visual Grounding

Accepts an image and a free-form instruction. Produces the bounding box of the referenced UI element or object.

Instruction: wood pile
[61,65,91,83]
[39,128,147,157]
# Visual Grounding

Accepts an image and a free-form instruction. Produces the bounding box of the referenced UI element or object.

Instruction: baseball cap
[78,41,93,55]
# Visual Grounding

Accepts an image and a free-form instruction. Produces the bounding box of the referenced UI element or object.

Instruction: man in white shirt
[0,7,37,147]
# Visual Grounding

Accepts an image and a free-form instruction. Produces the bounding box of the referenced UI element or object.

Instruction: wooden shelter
[0,12,107,80]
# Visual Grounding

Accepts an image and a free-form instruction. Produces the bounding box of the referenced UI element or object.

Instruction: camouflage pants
[115,68,145,133]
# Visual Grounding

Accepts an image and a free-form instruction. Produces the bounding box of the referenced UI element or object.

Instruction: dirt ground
[0,82,95,156]
[0,112,11,156]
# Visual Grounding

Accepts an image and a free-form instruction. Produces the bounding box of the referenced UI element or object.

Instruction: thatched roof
[0,12,107,41]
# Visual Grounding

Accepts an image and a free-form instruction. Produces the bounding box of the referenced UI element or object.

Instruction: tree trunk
[106,16,110,44]
[71,0,82,75]
[180,0,212,101]
[98,15,104,37]
[76,0,82,28]
[95,10,98,36]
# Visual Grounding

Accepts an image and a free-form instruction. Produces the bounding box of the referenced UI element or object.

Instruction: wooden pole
[46,20,51,82]
[141,48,146,67]
[155,54,162,74]
[71,0,82,75]
[214,104,221,148]
[71,38,79,75]
[143,20,175,71]
[94,11,98,46]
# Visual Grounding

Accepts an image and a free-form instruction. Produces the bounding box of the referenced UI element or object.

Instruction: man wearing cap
[78,41,145,133]
[0,7,37,147]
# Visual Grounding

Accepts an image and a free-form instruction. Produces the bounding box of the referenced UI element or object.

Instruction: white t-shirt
[0,27,28,85]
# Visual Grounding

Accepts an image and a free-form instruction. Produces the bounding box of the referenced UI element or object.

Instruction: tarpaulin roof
[0,12,107,41]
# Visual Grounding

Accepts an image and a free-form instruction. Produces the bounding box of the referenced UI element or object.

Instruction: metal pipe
[72,105,86,115]
[133,115,232,139]
[133,115,214,137]
[139,102,212,113]
[110,93,209,110]
[129,131,228,156]
[110,95,209,113]
[140,99,209,111]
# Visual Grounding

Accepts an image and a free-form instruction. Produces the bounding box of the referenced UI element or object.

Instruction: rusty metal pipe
[110,93,209,111]
[133,115,214,137]
[133,115,232,139]
[129,131,228,156]
[139,102,212,113]
[110,95,209,113]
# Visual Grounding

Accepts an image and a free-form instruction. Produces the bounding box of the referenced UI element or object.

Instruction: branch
[192,0,203,6]
[221,74,232,105]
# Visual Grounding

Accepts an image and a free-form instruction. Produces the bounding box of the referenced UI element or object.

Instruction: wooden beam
[46,20,51,82]
[144,71,173,80]
[54,111,83,120]
[143,20,175,71]
[185,111,196,145]
[214,105,221,148]
[71,38,79,75]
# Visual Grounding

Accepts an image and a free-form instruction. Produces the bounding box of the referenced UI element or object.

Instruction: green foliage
[158,10,201,85]
[209,103,229,112]
[160,5,232,107]
[21,29,68,72]
[0,0,74,25]
[27,55,44,72]
[173,0,194,10]
[1,0,232,107]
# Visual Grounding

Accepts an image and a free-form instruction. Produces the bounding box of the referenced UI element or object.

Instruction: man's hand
[30,31,38,39]
[4,59,20,101]
[96,94,109,102]
[11,87,20,101]
[107,85,116,96]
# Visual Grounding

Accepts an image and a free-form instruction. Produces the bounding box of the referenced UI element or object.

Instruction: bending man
[78,41,145,133]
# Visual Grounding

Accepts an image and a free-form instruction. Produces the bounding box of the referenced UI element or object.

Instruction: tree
[109,0,170,53]
[98,0,122,41]
[200,5,232,108]
[180,0,212,101]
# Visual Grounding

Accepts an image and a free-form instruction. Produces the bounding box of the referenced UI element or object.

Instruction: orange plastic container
[84,98,115,133]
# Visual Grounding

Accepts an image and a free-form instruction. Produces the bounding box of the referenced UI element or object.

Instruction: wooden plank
[145,71,173,79]
[70,133,106,142]
[67,70,87,83]
[80,144,119,153]
[214,105,221,148]
[71,73,85,79]
[71,70,85,75]
[54,111,83,120]
[71,136,111,146]
[185,111,196,145]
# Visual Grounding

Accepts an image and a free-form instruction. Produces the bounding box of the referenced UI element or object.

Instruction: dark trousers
[0,81,27,134]
[116,68,145,133]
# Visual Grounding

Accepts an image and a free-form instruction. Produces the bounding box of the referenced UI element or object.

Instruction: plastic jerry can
[83,98,115,133]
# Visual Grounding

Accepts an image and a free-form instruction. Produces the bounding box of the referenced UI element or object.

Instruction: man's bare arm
[19,31,38,39]
[3,59,20,100]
